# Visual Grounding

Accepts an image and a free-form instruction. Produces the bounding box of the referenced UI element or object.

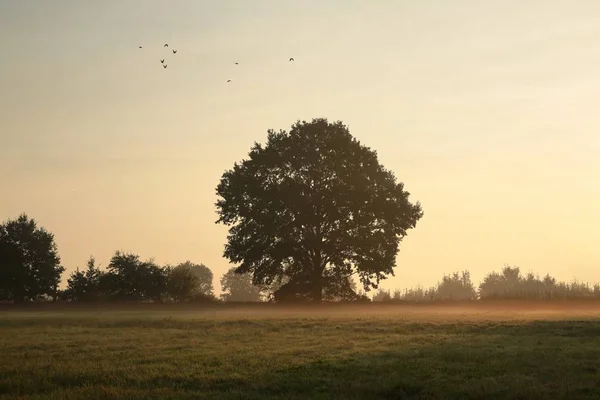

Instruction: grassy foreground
[2,303,600,399]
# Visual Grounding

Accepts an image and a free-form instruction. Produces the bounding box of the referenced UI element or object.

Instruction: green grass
[2,303,600,399]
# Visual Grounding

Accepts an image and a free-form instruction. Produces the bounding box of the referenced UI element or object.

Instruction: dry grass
[2,302,600,399]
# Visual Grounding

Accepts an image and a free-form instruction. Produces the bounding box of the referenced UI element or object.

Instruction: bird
[289,57,294,61]
[227,79,231,83]
[163,64,168,69]
[160,59,165,63]
[164,44,168,47]
[139,46,142,49]
[235,62,239,65]
[172,49,177,54]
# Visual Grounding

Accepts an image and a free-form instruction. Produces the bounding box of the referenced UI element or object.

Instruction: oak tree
[216,118,423,301]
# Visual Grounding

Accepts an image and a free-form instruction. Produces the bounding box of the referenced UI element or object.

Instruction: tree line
[3,118,597,304]
[0,214,263,303]
[2,213,598,304]
[62,254,264,303]
[372,268,600,302]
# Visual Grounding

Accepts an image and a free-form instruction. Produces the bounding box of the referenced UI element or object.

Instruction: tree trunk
[311,255,323,302]
[312,275,323,302]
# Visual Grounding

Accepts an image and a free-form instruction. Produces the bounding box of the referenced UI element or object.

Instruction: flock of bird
[138,43,295,83]
[138,43,177,69]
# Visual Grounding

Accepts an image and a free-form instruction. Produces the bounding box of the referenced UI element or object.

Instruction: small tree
[372,288,392,302]
[104,251,168,302]
[167,263,200,302]
[63,256,102,302]
[177,261,214,297]
[220,267,263,302]
[0,214,64,302]
[434,270,477,300]
[322,272,361,301]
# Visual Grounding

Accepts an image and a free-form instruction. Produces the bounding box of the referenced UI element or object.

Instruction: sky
[1,0,600,295]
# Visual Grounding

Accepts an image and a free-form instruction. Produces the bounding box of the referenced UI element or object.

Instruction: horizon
[2,1,600,297]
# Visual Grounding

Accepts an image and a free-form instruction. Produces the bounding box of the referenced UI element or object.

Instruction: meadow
[2,302,600,400]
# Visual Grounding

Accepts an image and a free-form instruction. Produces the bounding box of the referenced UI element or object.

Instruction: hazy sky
[2,0,600,294]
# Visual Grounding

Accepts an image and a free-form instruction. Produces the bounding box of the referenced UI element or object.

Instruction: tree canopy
[166,263,200,302]
[215,118,423,301]
[220,266,263,302]
[177,261,214,297]
[63,256,102,302]
[103,251,167,302]
[0,214,64,302]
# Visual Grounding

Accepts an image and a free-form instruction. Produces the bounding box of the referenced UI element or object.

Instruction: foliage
[166,263,200,302]
[215,118,423,301]
[63,256,102,302]
[178,261,214,297]
[392,285,436,302]
[220,267,263,302]
[103,251,168,302]
[434,270,477,300]
[5,212,600,305]
[269,271,365,303]
[0,214,64,302]
[479,265,600,300]
[321,273,362,302]
[372,288,392,302]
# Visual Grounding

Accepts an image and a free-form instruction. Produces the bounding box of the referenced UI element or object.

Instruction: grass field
[2,302,600,400]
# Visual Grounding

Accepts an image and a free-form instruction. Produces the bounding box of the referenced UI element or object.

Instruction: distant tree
[272,279,314,303]
[372,288,392,302]
[167,263,200,302]
[396,285,437,302]
[215,118,423,302]
[321,272,362,301]
[138,259,168,302]
[0,214,64,302]
[104,251,168,302]
[220,267,263,302]
[63,269,86,301]
[434,270,477,300]
[175,261,214,297]
[63,256,103,302]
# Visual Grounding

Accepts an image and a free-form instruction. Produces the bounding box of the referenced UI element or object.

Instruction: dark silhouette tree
[321,272,362,301]
[220,266,263,302]
[104,251,167,302]
[63,256,103,302]
[166,263,200,302]
[0,214,64,302]
[176,261,214,297]
[215,118,423,302]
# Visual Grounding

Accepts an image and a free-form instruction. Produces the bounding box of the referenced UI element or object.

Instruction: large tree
[215,118,423,301]
[0,214,64,302]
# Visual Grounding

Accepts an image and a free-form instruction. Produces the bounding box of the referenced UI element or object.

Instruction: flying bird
[289,57,294,61]
[172,49,177,54]
[139,46,142,49]
[164,44,168,47]
[160,59,165,63]
[227,79,231,83]
[235,62,239,65]
[163,64,168,68]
